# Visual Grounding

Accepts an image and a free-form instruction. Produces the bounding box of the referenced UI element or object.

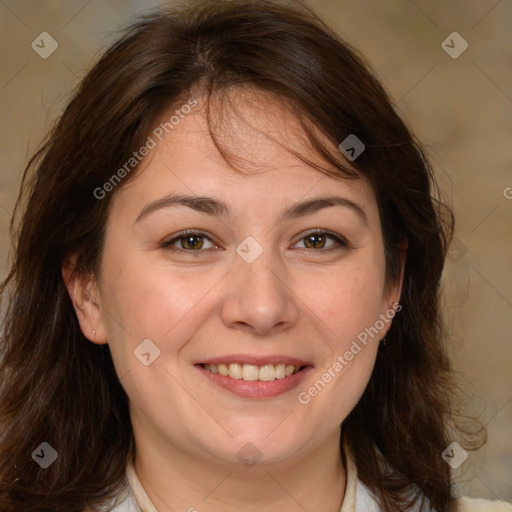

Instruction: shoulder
[457,496,512,512]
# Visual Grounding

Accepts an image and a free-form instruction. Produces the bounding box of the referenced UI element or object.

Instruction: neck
[133,428,346,512]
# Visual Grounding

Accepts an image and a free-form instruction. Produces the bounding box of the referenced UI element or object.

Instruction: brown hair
[0,1,484,510]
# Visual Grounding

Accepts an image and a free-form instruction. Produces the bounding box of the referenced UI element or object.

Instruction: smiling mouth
[201,363,306,381]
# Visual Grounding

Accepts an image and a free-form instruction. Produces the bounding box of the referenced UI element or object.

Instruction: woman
[0,1,509,510]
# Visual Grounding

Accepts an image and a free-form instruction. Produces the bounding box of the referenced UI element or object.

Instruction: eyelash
[161,229,349,257]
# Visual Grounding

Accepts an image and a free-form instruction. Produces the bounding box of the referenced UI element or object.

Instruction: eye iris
[304,234,326,249]
[182,235,203,250]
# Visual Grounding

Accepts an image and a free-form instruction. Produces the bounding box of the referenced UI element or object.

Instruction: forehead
[113,88,377,218]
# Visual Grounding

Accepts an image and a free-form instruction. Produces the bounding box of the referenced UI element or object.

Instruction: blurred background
[0,0,511,503]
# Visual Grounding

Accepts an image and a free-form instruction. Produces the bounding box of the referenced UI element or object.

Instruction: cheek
[299,281,382,431]
[100,249,224,351]
[296,258,385,413]
[308,261,386,341]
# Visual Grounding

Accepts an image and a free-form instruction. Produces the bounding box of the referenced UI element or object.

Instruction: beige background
[0,0,511,503]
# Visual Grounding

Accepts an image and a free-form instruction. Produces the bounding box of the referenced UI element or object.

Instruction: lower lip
[196,365,313,398]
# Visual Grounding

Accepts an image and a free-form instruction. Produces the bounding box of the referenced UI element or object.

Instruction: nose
[220,250,299,336]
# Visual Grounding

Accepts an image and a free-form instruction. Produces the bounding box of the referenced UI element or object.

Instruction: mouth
[195,356,313,399]
[201,362,305,381]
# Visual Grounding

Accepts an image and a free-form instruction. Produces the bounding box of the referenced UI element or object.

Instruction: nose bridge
[221,235,298,334]
[239,244,282,292]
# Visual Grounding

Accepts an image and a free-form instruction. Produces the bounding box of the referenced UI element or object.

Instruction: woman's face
[75,90,403,468]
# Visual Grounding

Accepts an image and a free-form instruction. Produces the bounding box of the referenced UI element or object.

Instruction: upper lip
[196,354,313,367]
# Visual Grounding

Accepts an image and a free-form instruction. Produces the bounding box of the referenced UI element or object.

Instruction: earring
[381,337,387,346]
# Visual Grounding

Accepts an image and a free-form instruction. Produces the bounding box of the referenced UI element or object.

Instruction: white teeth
[242,364,259,381]
[275,363,286,379]
[228,363,243,379]
[258,365,276,382]
[203,363,304,381]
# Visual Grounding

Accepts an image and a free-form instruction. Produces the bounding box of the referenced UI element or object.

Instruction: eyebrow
[134,193,369,227]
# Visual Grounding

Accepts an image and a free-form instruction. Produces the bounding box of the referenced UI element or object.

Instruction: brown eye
[294,231,347,252]
[163,231,217,254]
[303,233,328,249]
[180,234,204,250]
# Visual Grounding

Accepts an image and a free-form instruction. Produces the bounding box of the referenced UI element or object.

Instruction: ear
[382,236,408,320]
[62,255,108,345]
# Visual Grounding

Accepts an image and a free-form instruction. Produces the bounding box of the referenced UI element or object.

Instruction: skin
[64,88,405,512]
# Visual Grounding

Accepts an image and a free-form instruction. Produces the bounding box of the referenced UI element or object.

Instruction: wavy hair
[0,1,484,510]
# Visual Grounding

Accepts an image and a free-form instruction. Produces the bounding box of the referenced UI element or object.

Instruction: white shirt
[96,445,511,512]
